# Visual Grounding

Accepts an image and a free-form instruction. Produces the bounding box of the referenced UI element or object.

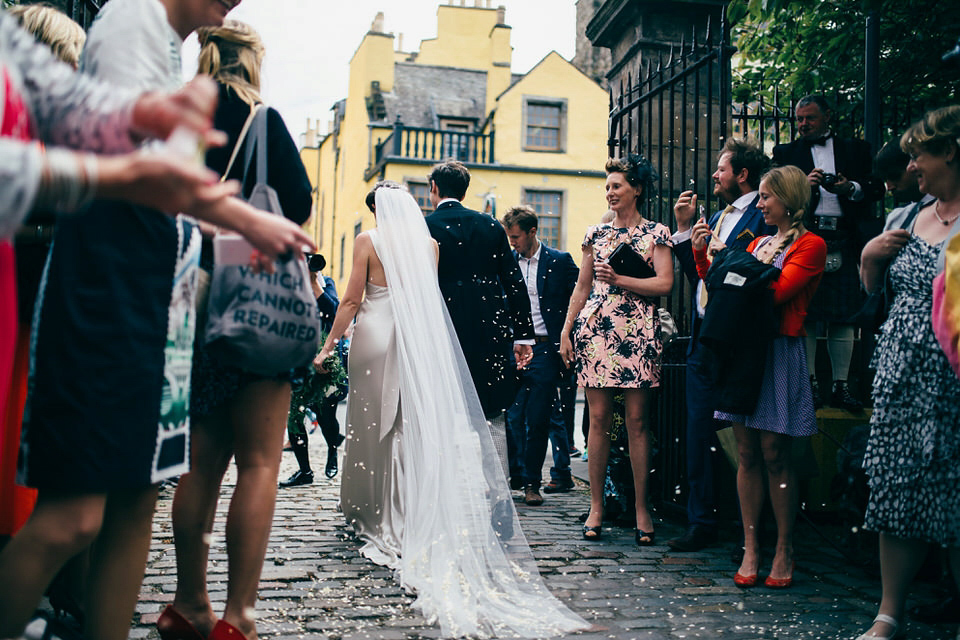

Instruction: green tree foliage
[728,0,960,130]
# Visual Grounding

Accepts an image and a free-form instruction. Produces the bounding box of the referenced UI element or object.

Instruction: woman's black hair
[605,153,658,203]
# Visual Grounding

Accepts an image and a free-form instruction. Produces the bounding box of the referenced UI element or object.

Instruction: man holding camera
[773,95,883,410]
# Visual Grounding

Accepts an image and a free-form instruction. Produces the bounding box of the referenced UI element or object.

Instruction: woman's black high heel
[582,524,603,540]
[635,529,656,546]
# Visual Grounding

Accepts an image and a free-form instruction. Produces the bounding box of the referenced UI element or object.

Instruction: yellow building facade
[301,3,610,290]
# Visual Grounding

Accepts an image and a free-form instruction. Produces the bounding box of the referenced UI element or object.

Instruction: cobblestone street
[132,405,954,640]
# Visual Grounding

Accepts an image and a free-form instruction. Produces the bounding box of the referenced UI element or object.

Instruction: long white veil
[370,188,588,638]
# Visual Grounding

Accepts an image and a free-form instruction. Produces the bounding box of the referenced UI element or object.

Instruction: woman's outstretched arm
[315,232,372,370]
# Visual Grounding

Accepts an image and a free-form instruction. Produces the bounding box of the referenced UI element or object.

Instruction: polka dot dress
[863,236,960,545]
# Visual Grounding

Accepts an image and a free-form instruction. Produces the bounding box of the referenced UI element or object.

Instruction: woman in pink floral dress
[560,155,674,546]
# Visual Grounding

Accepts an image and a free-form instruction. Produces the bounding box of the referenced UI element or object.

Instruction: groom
[425,160,534,432]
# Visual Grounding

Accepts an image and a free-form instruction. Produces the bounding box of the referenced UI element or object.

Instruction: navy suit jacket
[513,243,579,348]
[672,195,774,354]
[426,200,535,417]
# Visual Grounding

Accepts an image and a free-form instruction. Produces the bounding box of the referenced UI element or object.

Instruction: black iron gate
[606,14,733,515]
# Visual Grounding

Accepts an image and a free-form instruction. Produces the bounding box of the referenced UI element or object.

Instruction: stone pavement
[132,407,955,640]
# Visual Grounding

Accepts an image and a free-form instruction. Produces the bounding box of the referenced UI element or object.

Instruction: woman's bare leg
[733,424,763,578]
[759,431,795,580]
[0,492,106,637]
[622,388,653,535]
[221,379,290,640]
[860,534,929,638]
[85,486,160,640]
[583,387,613,531]
[170,407,234,637]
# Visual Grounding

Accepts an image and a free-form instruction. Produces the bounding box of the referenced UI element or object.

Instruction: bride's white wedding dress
[339,189,587,638]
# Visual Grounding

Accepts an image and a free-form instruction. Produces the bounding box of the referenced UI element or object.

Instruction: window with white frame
[523,99,565,152]
[523,189,563,249]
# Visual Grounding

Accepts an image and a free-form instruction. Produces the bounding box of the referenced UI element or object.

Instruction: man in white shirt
[502,206,579,506]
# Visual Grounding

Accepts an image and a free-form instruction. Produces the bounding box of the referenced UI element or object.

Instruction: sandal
[635,529,656,546]
[582,524,603,540]
[854,614,901,640]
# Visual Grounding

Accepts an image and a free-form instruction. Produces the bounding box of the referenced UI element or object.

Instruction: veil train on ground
[360,188,589,638]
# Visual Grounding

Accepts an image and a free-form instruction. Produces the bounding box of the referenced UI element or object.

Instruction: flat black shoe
[582,525,602,540]
[831,380,863,412]
[279,469,314,488]
[667,526,718,552]
[635,529,656,546]
[325,447,339,479]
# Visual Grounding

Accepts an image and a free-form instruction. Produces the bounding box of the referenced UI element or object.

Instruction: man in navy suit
[668,137,775,552]
[501,205,579,505]
[424,161,535,421]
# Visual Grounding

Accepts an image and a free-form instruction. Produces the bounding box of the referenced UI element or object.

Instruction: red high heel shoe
[764,562,796,589]
[157,606,205,640]
[208,620,249,640]
[733,571,759,588]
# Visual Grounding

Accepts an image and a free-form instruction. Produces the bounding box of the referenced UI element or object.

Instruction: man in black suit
[425,161,534,441]
[501,206,579,506]
[772,95,883,410]
[668,136,774,552]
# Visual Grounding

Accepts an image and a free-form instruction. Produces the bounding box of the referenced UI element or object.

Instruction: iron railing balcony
[365,116,495,181]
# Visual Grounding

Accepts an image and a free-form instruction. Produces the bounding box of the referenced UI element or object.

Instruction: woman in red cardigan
[692,165,826,589]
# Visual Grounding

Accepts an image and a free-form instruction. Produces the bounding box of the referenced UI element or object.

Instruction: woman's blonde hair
[8,3,85,68]
[196,20,264,106]
[759,165,809,263]
[900,105,960,158]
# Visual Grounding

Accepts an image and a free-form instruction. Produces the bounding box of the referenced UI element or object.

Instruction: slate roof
[377,63,488,128]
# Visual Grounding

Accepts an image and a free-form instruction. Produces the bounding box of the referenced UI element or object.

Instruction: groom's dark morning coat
[426,200,535,418]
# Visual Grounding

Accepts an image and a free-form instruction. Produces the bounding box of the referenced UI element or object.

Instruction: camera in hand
[821,172,838,187]
[307,253,327,272]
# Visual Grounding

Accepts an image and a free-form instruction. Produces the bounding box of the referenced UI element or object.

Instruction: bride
[315,184,587,638]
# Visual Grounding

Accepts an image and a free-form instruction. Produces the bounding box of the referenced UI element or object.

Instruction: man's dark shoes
[542,479,574,494]
[524,486,544,506]
[667,526,718,552]
[279,469,314,488]
[325,447,339,478]
[831,380,863,412]
[510,477,524,491]
[908,593,960,624]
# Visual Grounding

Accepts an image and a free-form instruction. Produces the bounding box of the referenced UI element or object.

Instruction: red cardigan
[693,232,827,337]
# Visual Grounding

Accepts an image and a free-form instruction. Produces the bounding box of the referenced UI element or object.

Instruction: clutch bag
[607,242,656,279]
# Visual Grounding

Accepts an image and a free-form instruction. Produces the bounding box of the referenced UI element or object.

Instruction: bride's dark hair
[364,180,406,213]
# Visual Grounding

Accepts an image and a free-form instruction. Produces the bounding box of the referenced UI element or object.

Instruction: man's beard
[715,182,739,205]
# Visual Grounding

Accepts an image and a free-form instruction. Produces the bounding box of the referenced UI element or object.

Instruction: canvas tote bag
[204,107,320,375]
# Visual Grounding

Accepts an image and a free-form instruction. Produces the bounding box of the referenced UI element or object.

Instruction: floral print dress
[573,221,673,389]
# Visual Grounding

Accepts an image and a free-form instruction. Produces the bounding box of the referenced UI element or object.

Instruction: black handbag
[850,201,924,334]
[607,242,656,279]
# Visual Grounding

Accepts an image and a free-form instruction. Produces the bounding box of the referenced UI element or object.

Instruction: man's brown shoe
[524,486,544,506]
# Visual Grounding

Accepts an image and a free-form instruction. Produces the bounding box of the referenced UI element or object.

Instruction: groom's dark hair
[429,160,470,200]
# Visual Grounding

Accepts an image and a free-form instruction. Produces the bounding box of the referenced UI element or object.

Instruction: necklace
[934,201,960,226]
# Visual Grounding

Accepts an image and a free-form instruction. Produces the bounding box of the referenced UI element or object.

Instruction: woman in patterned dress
[560,155,674,545]
[693,166,826,590]
[854,107,960,640]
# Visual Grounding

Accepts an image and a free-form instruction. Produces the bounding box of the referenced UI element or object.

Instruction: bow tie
[804,133,832,147]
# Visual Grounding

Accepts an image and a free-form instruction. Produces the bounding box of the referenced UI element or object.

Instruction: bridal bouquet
[287,332,348,434]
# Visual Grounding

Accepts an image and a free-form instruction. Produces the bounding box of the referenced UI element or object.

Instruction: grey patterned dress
[863,235,960,545]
